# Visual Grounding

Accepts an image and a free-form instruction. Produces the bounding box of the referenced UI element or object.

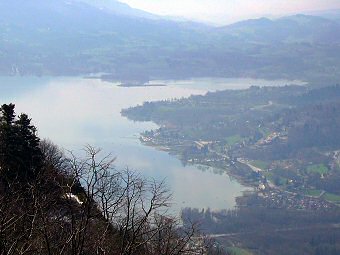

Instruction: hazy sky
[118,0,340,24]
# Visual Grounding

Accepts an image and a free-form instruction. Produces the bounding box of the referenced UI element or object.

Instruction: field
[226,247,253,255]
[225,135,243,146]
[250,160,270,170]
[306,164,329,175]
[322,193,340,203]
[304,189,323,197]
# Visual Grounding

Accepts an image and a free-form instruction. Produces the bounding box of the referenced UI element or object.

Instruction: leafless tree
[64,145,205,255]
[0,144,209,255]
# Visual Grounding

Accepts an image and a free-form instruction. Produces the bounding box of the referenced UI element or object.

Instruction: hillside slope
[0,1,340,84]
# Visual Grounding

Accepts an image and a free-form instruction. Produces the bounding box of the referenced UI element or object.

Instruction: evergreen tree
[0,103,15,124]
[15,113,43,180]
[0,103,18,181]
[0,104,43,183]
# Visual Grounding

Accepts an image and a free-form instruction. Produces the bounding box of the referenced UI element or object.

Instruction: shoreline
[118,83,167,88]
[141,139,256,189]
[139,137,339,211]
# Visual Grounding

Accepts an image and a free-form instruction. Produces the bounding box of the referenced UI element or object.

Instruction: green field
[306,164,329,175]
[322,193,340,203]
[225,135,243,146]
[226,247,253,255]
[304,189,323,197]
[250,160,270,170]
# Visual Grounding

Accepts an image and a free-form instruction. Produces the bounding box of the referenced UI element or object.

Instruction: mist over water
[0,76,302,213]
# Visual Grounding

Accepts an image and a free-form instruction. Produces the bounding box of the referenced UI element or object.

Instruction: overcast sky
[118,0,340,24]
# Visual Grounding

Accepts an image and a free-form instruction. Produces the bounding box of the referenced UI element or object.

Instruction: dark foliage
[0,105,210,255]
[0,104,43,183]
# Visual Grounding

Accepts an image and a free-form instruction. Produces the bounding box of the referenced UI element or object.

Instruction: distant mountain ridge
[77,0,159,19]
[305,9,340,22]
[0,0,340,85]
[221,14,340,44]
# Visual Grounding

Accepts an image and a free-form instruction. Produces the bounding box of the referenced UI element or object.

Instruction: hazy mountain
[305,9,340,22]
[0,0,210,76]
[77,0,158,19]
[0,0,340,85]
[221,14,340,44]
[0,0,186,33]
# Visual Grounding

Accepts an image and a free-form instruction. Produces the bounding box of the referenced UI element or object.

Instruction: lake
[0,76,305,213]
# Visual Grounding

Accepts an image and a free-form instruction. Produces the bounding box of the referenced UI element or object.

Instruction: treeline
[0,104,224,255]
[182,205,340,255]
[123,85,340,146]
[123,84,340,204]
[245,100,340,161]
[2,1,340,84]
[286,102,340,149]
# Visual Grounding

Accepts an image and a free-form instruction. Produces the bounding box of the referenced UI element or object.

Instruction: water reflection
[0,76,299,212]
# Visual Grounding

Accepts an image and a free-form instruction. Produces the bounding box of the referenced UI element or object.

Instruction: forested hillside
[123,84,340,254]
[0,104,220,255]
[122,85,340,166]
[0,0,340,84]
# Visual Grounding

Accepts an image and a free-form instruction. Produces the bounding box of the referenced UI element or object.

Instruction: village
[140,128,340,211]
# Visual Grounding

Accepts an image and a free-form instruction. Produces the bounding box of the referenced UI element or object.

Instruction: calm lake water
[0,76,305,213]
